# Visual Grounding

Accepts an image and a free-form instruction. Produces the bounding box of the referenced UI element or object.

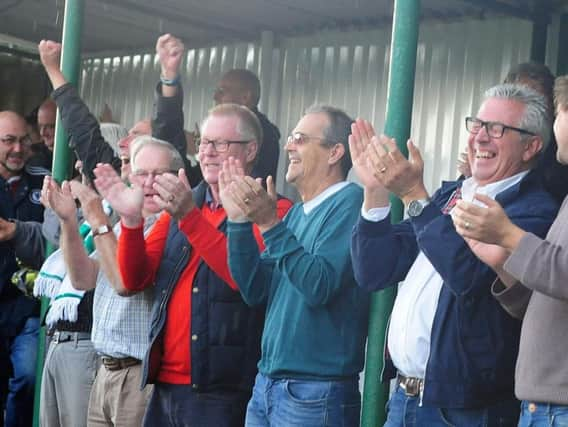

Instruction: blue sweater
[228,183,370,380]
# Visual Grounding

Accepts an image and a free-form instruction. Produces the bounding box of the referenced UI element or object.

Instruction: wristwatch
[91,224,112,238]
[407,198,431,217]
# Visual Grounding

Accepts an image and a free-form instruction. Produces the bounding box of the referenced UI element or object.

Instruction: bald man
[0,111,47,427]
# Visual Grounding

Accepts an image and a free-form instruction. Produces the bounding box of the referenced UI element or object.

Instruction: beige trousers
[87,362,153,427]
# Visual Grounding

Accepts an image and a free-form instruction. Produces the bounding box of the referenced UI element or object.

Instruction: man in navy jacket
[350,84,558,426]
[0,111,47,427]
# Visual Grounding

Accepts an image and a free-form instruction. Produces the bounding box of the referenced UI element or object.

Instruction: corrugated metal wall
[81,17,533,199]
[0,54,50,115]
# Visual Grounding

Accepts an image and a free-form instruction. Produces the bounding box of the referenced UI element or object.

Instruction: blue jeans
[518,401,568,427]
[384,385,519,427]
[143,382,249,427]
[2,317,39,427]
[245,372,361,427]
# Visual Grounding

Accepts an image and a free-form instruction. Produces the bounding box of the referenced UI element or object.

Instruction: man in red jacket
[93,34,292,427]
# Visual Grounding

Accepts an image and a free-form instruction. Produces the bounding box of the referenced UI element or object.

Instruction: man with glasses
[0,111,48,427]
[451,75,568,427]
[98,33,292,427]
[350,84,558,426]
[220,104,370,426]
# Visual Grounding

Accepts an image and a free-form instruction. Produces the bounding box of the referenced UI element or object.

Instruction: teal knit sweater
[227,183,370,380]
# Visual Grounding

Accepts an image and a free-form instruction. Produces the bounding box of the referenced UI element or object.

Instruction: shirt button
[191,334,198,341]
[192,384,199,390]
[193,287,199,293]
[528,403,537,413]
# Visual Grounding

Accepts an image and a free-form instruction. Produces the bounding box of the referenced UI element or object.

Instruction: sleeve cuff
[120,219,144,233]
[491,279,531,319]
[227,221,254,236]
[410,202,441,233]
[51,82,74,100]
[354,212,393,237]
[504,232,542,279]
[361,204,391,222]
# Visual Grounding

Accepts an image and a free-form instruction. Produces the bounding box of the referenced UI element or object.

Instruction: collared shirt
[303,181,349,214]
[91,215,158,360]
[363,171,528,378]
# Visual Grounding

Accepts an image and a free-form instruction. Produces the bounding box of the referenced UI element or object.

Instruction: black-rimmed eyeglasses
[196,138,252,153]
[465,117,536,139]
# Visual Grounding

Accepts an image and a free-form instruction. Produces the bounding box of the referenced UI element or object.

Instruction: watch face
[93,225,111,237]
[408,200,423,217]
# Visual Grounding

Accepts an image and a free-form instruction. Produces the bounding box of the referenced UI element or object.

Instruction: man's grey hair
[484,83,552,151]
[304,104,354,178]
[129,135,184,171]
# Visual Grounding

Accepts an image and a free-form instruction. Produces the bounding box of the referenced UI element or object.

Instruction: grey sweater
[493,197,568,405]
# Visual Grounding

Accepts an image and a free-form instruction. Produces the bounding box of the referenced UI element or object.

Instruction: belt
[102,356,141,371]
[51,331,91,344]
[397,373,424,397]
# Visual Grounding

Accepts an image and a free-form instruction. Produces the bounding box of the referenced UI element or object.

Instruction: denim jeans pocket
[552,407,568,427]
[284,380,331,404]
[438,407,487,427]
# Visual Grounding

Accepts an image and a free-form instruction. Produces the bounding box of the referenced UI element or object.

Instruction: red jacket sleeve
[117,214,170,291]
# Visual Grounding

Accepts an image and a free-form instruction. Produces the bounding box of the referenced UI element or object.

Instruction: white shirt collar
[461,170,529,203]
[303,181,350,214]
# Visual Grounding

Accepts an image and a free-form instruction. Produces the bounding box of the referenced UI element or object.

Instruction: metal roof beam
[458,0,534,20]
[101,0,257,41]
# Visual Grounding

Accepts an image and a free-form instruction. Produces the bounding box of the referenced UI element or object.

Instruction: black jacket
[251,108,280,183]
[0,166,47,336]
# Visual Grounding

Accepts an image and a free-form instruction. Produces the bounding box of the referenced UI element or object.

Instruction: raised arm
[69,180,132,296]
[38,40,119,180]
[152,34,188,165]
[41,177,98,291]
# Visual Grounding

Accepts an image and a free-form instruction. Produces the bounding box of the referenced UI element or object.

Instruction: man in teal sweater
[220,104,370,426]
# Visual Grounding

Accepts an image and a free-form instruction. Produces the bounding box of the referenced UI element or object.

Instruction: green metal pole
[33,1,85,426]
[360,0,421,426]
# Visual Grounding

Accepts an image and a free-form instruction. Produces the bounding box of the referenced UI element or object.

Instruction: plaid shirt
[91,215,158,359]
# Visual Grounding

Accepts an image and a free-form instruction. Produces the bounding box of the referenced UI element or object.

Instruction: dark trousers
[0,317,39,427]
[384,385,520,427]
[143,382,249,427]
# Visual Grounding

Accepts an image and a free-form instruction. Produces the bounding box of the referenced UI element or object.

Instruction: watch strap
[91,224,112,238]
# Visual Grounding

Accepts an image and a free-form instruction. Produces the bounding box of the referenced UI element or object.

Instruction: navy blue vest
[141,181,265,394]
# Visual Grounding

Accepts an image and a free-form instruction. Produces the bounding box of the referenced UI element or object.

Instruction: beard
[1,156,25,174]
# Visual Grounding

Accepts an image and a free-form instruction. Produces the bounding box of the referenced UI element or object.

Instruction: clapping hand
[152,169,195,221]
[219,157,279,232]
[93,163,143,227]
[41,176,77,224]
[218,157,248,222]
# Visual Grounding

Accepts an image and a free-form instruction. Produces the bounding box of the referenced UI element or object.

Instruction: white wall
[80,17,535,199]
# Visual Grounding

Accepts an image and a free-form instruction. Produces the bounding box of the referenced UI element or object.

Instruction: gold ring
[379,167,387,173]
[464,221,471,230]
[244,198,250,204]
